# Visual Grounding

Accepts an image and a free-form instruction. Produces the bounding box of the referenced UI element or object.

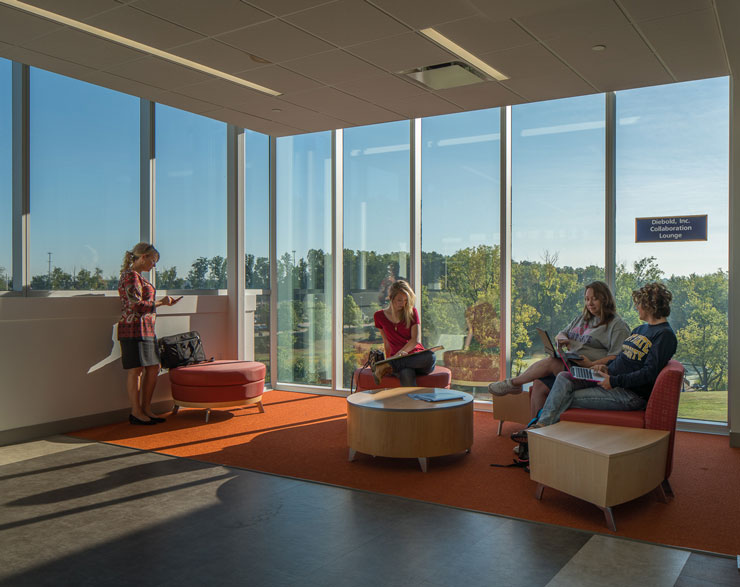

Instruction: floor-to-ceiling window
[511,95,606,377]
[0,59,10,291]
[421,109,501,399]
[29,69,139,290]
[616,77,729,423]
[276,132,332,386]
[155,104,226,290]
[245,129,271,381]
[342,121,410,387]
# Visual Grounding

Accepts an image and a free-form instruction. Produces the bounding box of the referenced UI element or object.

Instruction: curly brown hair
[632,282,673,319]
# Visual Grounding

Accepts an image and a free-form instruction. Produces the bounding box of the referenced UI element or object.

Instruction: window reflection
[421,110,501,399]
[343,122,410,388]
[29,69,139,290]
[276,132,332,386]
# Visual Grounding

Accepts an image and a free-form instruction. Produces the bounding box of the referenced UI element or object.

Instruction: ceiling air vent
[400,61,490,90]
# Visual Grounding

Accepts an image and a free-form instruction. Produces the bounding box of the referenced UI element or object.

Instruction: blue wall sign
[635,215,708,243]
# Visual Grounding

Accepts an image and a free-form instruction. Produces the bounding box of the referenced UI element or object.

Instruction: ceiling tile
[86,6,203,50]
[204,107,303,136]
[437,80,525,110]
[176,78,282,112]
[245,0,335,18]
[105,55,213,88]
[0,6,63,45]
[618,0,712,22]
[471,0,586,22]
[371,0,479,29]
[150,89,222,113]
[376,92,462,119]
[269,105,350,132]
[3,46,97,80]
[236,65,323,94]
[21,28,146,69]
[22,0,122,20]
[130,0,272,36]
[85,69,165,101]
[516,0,630,40]
[170,39,266,74]
[285,0,409,46]
[281,86,400,125]
[217,19,334,63]
[435,16,535,55]
[348,32,456,72]
[334,73,427,102]
[501,70,596,102]
[580,56,674,92]
[480,43,576,80]
[282,49,385,84]
[638,9,728,80]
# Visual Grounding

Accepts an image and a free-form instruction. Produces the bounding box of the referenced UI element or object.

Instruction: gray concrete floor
[0,436,736,587]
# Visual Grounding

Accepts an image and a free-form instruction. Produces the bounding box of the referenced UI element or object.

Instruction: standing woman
[372,280,435,386]
[118,243,180,425]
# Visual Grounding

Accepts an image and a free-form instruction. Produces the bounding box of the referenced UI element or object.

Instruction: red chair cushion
[171,380,264,403]
[168,360,266,386]
[354,365,452,392]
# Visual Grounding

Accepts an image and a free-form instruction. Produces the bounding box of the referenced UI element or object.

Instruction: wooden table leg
[348,448,356,462]
[418,457,428,472]
[600,506,617,532]
[535,483,545,500]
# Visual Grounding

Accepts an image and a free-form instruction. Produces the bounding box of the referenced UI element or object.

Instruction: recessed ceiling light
[592,44,607,51]
[0,0,282,96]
[420,28,508,81]
[271,108,282,113]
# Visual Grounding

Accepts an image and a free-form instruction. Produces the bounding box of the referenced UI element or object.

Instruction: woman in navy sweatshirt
[515,282,677,434]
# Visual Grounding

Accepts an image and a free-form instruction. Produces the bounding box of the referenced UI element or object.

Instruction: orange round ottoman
[353,365,451,392]
[169,360,266,422]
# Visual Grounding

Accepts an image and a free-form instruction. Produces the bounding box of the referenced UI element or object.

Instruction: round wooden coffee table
[346,387,473,472]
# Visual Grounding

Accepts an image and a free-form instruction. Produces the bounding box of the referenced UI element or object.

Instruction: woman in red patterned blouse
[372,280,436,385]
[118,242,180,425]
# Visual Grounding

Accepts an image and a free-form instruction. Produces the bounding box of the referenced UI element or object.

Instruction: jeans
[537,371,646,427]
[390,350,437,386]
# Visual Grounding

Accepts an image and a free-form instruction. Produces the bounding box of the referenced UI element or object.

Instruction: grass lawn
[677,391,727,422]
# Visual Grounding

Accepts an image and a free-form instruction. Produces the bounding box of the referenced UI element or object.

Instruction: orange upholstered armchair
[560,359,685,495]
[443,301,500,386]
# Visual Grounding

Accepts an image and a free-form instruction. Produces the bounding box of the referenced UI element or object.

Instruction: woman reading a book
[372,280,436,386]
[488,281,630,419]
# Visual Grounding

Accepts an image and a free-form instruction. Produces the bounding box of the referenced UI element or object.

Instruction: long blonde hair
[387,279,416,328]
[121,242,159,273]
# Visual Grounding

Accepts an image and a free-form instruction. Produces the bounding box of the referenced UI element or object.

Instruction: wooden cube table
[527,421,670,531]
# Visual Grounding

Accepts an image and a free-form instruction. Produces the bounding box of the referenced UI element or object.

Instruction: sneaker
[488,378,523,396]
[510,428,529,443]
[373,362,392,385]
[513,444,521,456]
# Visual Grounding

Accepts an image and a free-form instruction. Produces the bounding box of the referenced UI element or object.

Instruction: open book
[374,345,444,366]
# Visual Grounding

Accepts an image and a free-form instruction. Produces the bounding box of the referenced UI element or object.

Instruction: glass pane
[343,121,410,388]
[29,69,139,290]
[276,132,332,386]
[421,110,501,400]
[0,59,10,291]
[245,129,270,382]
[511,95,606,375]
[616,78,729,423]
[155,104,226,289]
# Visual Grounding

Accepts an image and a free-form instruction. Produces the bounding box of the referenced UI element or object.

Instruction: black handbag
[158,331,209,369]
[350,348,384,394]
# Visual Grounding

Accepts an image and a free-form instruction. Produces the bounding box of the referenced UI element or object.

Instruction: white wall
[0,294,234,443]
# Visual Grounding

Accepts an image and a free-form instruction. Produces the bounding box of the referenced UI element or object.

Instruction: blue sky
[0,58,729,282]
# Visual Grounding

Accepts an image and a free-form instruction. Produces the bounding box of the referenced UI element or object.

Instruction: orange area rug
[71,390,739,556]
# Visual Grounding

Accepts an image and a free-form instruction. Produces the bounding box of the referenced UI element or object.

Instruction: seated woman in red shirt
[372,280,435,385]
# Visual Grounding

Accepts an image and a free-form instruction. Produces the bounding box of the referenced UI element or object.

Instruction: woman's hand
[555,334,570,347]
[594,364,612,389]
[158,295,182,307]
[573,356,592,368]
